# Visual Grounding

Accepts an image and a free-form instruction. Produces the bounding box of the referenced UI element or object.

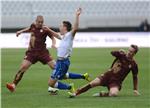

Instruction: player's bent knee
[50,64,55,69]
[48,60,55,69]
[90,78,101,87]
[48,81,54,87]
[109,87,119,97]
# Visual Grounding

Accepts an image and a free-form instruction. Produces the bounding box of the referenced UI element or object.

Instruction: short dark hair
[131,44,139,54]
[63,21,72,31]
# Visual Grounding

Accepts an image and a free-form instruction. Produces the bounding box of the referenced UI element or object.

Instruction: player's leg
[48,59,75,94]
[39,50,59,93]
[6,60,32,92]
[75,77,101,96]
[65,72,91,81]
[48,78,72,90]
[45,54,58,94]
[93,86,120,97]
[47,60,58,94]
[48,77,75,95]
[47,60,56,70]
[48,60,90,81]
[40,50,71,93]
[48,78,59,95]
[40,49,55,69]
[13,60,32,85]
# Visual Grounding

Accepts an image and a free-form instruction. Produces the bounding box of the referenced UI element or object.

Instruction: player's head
[35,15,44,28]
[127,44,139,58]
[59,21,72,35]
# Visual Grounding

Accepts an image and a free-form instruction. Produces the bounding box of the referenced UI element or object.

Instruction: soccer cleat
[48,86,59,95]
[49,91,58,95]
[69,83,75,93]
[68,83,76,98]
[83,73,91,82]
[6,83,15,92]
[68,92,76,98]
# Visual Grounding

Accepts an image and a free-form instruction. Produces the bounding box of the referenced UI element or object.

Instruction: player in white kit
[48,8,90,95]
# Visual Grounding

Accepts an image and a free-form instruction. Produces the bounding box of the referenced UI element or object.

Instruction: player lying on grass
[6,15,61,92]
[69,45,140,97]
[47,8,91,95]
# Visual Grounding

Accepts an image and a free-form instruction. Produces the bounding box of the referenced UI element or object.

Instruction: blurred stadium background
[1,0,150,32]
[1,0,150,48]
[1,0,150,108]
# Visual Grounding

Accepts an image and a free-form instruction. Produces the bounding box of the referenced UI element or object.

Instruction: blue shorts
[51,58,70,80]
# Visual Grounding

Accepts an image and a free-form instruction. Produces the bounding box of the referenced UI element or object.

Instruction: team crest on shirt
[32,28,35,31]
[40,29,43,32]
[129,64,132,69]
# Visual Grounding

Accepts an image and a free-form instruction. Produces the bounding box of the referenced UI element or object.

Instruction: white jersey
[57,32,74,58]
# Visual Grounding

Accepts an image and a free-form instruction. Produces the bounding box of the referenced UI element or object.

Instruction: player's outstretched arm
[45,26,62,40]
[111,50,126,58]
[71,8,82,37]
[51,36,57,49]
[16,27,30,37]
[44,26,60,48]
[132,64,140,96]
[133,75,140,96]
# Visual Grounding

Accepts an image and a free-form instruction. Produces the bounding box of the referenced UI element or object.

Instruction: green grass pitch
[1,48,150,108]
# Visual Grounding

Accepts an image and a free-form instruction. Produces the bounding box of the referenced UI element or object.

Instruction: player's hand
[76,8,82,16]
[51,45,57,49]
[133,90,140,96]
[16,31,21,37]
[119,49,126,54]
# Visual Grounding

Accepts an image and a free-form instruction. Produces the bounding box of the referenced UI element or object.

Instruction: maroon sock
[76,84,92,96]
[13,70,24,85]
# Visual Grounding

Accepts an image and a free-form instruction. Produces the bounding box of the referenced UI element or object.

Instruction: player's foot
[48,86,59,95]
[93,91,109,97]
[69,83,75,93]
[6,83,16,92]
[83,73,91,82]
[68,83,76,98]
[92,93,100,97]
[68,92,76,98]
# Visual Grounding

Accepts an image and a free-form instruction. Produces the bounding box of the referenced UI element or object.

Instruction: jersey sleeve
[111,50,126,59]
[28,23,35,32]
[43,26,53,38]
[47,29,53,38]
[131,61,138,76]
[69,31,74,40]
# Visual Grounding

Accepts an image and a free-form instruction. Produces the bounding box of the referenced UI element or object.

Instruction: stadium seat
[1,0,150,28]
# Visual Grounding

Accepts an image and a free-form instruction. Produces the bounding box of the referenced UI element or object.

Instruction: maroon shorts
[24,49,53,64]
[97,72,122,91]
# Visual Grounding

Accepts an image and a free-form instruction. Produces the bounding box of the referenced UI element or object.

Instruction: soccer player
[47,8,90,95]
[69,45,140,97]
[6,15,60,92]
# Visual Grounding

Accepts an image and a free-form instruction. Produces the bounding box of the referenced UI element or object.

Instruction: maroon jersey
[28,23,52,51]
[99,50,138,89]
[23,23,54,64]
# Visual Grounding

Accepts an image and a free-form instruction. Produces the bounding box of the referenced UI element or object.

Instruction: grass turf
[1,48,150,108]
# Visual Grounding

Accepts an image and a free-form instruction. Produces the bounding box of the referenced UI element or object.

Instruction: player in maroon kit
[69,45,140,97]
[6,15,60,92]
